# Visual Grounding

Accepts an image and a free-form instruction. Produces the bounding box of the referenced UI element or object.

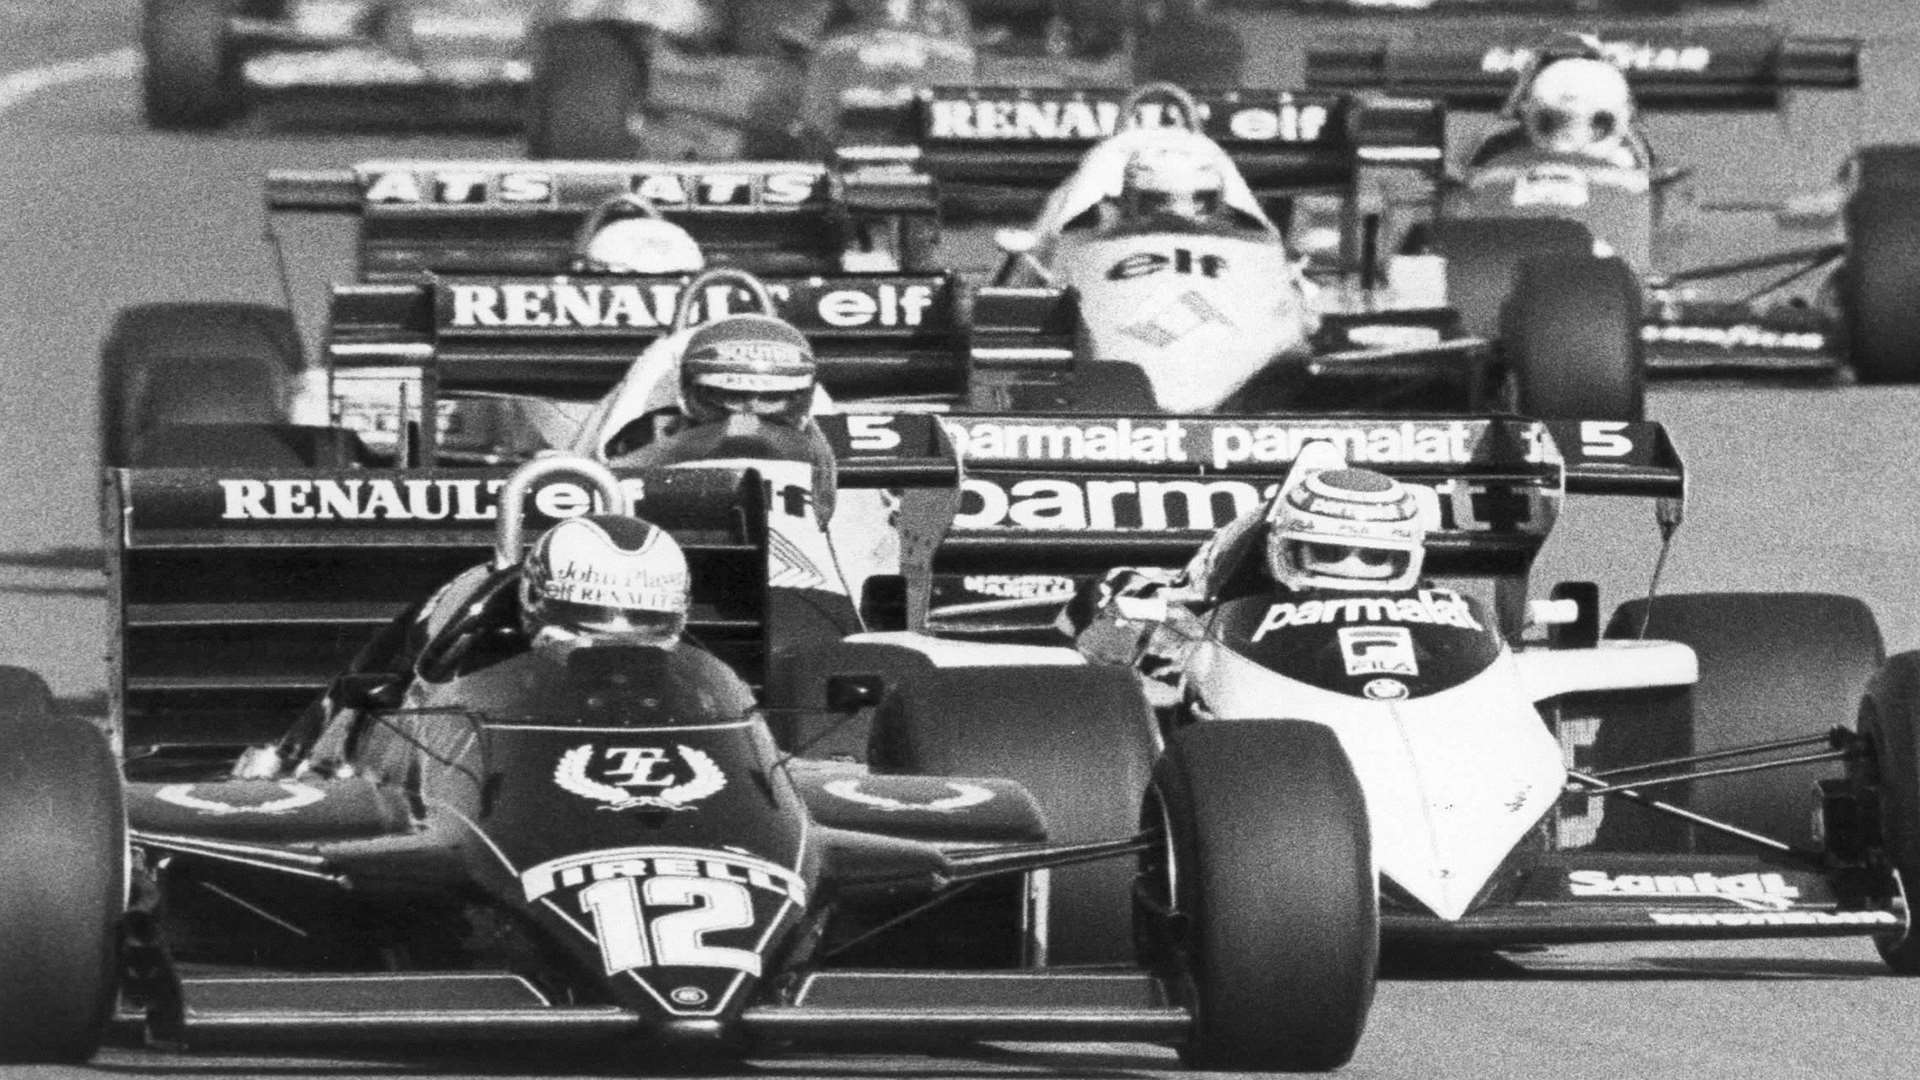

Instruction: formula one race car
[97,158,950,471]
[940,411,1914,981]
[0,433,1390,1070]
[892,81,1643,419]
[1306,27,1920,384]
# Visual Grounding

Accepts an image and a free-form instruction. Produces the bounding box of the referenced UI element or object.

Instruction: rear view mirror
[826,674,886,713]
[1547,581,1601,649]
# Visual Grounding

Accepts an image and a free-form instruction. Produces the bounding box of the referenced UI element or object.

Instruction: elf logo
[1108,249,1227,281]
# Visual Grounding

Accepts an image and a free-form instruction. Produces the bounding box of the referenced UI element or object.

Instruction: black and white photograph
[3,0,1920,1076]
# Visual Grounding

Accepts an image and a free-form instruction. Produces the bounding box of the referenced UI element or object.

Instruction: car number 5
[847,415,901,451]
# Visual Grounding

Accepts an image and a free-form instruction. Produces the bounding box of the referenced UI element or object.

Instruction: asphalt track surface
[7,0,1920,1076]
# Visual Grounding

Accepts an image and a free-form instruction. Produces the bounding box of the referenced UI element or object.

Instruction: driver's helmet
[577,196,705,274]
[678,314,818,428]
[1266,466,1426,592]
[1119,141,1226,223]
[1519,57,1634,159]
[520,515,691,649]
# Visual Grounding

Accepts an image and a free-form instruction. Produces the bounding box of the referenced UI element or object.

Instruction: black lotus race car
[1,441,1375,1071]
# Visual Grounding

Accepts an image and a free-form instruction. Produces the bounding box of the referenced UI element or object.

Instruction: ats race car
[1306,26,1920,384]
[886,81,1649,419]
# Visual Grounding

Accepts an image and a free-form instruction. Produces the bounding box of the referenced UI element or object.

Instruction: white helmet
[580,216,706,274]
[1120,139,1225,222]
[519,515,690,649]
[1267,459,1426,593]
[1520,57,1635,160]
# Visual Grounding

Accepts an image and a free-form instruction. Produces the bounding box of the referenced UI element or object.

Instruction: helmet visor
[1283,539,1412,583]
[1529,106,1622,150]
[533,596,687,646]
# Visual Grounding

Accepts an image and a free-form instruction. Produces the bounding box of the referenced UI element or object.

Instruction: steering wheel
[415,566,522,683]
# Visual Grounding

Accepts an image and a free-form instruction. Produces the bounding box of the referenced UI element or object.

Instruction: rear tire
[868,664,1157,964]
[1141,721,1375,1071]
[0,668,124,1063]
[527,23,646,160]
[142,0,240,129]
[1852,651,1920,972]
[1599,593,1883,852]
[1843,146,1920,383]
[1503,253,1644,421]
[100,303,299,468]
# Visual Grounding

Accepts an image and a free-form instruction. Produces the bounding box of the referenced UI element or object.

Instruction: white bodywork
[1021,127,1320,412]
[1185,633,1697,920]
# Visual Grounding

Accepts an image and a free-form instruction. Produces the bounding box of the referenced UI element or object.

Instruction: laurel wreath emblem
[821,779,994,813]
[553,745,727,811]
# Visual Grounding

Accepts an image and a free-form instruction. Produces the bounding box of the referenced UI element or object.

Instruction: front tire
[0,668,124,1063]
[1140,721,1376,1071]
[527,23,647,160]
[1503,252,1645,421]
[142,0,240,129]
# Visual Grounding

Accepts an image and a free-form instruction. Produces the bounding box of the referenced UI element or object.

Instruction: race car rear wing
[889,85,1445,198]
[1305,27,1860,111]
[266,160,935,281]
[911,414,1683,579]
[105,419,959,750]
[327,272,973,403]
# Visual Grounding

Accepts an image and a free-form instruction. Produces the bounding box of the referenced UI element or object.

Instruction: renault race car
[99,157,955,473]
[1306,26,1920,384]
[887,81,1647,419]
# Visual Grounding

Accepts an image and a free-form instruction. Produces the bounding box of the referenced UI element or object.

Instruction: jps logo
[553,745,727,812]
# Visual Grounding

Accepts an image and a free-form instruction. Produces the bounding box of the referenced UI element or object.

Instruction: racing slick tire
[867,663,1158,965]
[1852,651,1920,972]
[1503,253,1645,421]
[1599,593,1883,852]
[527,22,646,160]
[100,303,299,468]
[1843,148,1920,383]
[1140,721,1375,1072]
[0,667,124,1063]
[1419,217,1595,341]
[142,0,240,129]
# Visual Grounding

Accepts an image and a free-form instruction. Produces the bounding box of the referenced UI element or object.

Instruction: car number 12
[578,876,761,976]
